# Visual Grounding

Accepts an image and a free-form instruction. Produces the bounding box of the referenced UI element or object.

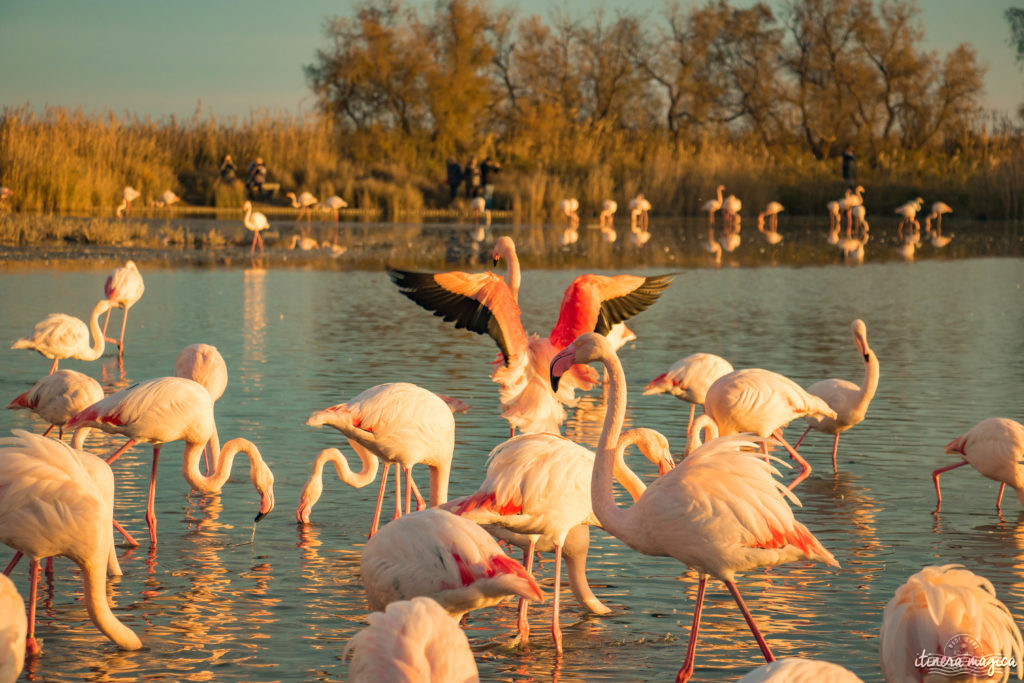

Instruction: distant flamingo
[0,430,143,653]
[826,200,841,234]
[388,252,671,435]
[0,573,26,680]
[360,508,543,618]
[850,204,866,239]
[470,196,490,227]
[319,195,347,221]
[152,189,180,208]
[630,225,651,247]
[286,191,318,224]
[838,186,865,237]
[446,427,674,651]
[929,200,952,234]
[793,319,879,472]
[757,202,784,245]
[115,185,140,218]
[174,343,228,471]
[288,234,320,251]
[599,199,617,229]
[880,564,1023,682]
[738,658,864,682]
[894,196,923,235]
[101,260,145,355]
[722,194,742,234]
[560,199,580,245]
[344,597,479,683]
[550,332,839,683]
[10,299,113,374]
[643,352,735,437]
[932,417,1024,513]
[300,383,453,538]
[686,368,837,490]
[7,369,103,439]
[629,194,651,232]
[242,201,268,256]
[923,215,953,248]
[65,377,276,544]
[701,185,725,227]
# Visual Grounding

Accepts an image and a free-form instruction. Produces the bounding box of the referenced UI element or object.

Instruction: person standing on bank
[464,155,482,198]
[220,155,237,184]
[842,145,856,188]
[481,156,501,210]
[246,157,268,200]
[445,157,463,203]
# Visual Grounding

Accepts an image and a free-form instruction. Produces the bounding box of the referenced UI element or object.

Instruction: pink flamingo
[738,658,863,681]
[551,332,839,682]
[839,186,865,237]
[388,243,672,434]
[894,196,923,235]
[757,201,784,244]
[643,352,735,437]
[300,383,453,538]
[880,565,1023,682]
[721,194,742,234]
[446,427,674,652]
[599,199,617,230]
[11,299,113,375]
[0,573,26,680]
[344,596,479,682]
[793,320,879,472]
[286,191,318,224]
[173,343,228,472]
[8,369,104,439]
[701,185,725,228]
[101,260,145,356]
[115,185,140,218]
[65,377,276,544]
[242,201,268,255]
[932,417,1024,514]
[360,508,543,618]
[685,368,837,490]
[0,430,143,654]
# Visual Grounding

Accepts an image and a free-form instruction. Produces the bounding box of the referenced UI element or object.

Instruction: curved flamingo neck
[857,349,880,414]
[319,444,379,488]
[590,345,632,538]
[685,414,719,455]
[82,299,112,361]
[496,240,521,301]
[716,186,724,205]
[612,430,667,501]
[182,437,267,494]
[80,555,142,649]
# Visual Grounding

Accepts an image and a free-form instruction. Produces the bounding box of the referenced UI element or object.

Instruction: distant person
[464,155,481,198]
[246,157,267,199]
[220,155,237,183]
[842,145,856,187]
[481,156,501,209]
[445,157,463,202]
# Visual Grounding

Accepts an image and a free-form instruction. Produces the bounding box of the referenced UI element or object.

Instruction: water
[1,246,1023,681]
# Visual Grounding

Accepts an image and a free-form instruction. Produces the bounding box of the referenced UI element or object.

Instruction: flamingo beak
[255,487,275,523]
[658,456,675,476]
[549,345,577,392]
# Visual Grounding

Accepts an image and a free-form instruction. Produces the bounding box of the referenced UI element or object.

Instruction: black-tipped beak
[550,373,561,393]
[254,511,268,523]
[492,257,499,266]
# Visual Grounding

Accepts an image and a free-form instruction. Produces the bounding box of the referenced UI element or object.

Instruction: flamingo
[826,200,841,234]
[894,197,924,235]
[65,377,276,544]
[757,202,784,245]
[929,200,953,234]
[701,185,725,228]
[300,383,454,538]
[0,430,143,653]
[286,191,318,224]
[445,427,674,652]
[360,508,543,618]
[115,185,140,218]
[629,224,651,247]
[241,201,268,256]
[599,199,617,230]
[629,194,651,232]
[850,204,867,239]
[932,417,1024,514]
[388,249,672,435]
[737,658,864,682]
[550,332,839,683]
[719,215,742,252]
[560,199,580,245]
[879,565,1023,682]
[470,196,490,228]
[101,260,145,355]
[643,352,735,438]
[838,230,868,263]
[10,298,113,374]
[923,215,953,248]
[792,320,879,472]
[316,195,347,245]
[344,597,479,683]
[152,189,180,208]
[686,368,838,490]
[722,194,742,234]
[838,186,865,237]
[7,369,104,439]
[0,573,26,681]
[288,234,320,251]
[174,343,228,472]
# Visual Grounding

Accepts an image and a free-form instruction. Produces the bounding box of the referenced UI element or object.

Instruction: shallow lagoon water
[1,233,1023,681]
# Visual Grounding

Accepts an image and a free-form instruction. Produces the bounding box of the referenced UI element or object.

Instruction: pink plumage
[0,573,26,683]
[737,658,863,682]
[7,369,104,438]
[933,417,1024,513]
[643,352,734,436]
[10,299,113,374]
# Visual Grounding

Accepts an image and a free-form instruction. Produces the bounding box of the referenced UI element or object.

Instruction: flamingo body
[102,260,145,353]
[11,299,112,372]
[153,190,180,207]
[242,201,269,255]
[8,369,104,434]
[738,658,864,682]
[0,573,26,682]
[115,186,140,217]
[934,417,1024,511]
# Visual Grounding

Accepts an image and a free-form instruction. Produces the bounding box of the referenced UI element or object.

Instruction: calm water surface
[1,248,1023,681]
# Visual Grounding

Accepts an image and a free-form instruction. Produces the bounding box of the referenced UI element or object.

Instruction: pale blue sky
[0,0,1019,122]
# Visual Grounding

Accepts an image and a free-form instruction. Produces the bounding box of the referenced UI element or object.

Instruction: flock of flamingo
[1,226,1021,683]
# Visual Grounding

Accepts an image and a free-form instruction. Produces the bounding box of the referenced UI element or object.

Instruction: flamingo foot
[26,636,42,657]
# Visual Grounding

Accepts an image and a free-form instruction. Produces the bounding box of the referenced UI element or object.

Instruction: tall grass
[1,105,1022,220]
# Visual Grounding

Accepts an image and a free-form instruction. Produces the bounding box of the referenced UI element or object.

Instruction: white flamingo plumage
[793,320,879,472]
[0,430,143,653]
[300,383,454,538]
[173,343,228,470]
[115,185,140,218]
[65,376,276,544]
[319,195,347,220]
[242,201,269,256]
[894,196,924,234]
[686,368,838,490]
[388,244,671,435]
[838,185,865,236]
[360,508,543,618]
[738,658,864,682]
[879,564,1023,683]
[550,332,839,682]
[0,573,26,681]
[10,299,113,375]
[932,417,1024,514]
[929,200,953,236]
[629,194,651,232]
[7,369,104,439]
[101,260,145,355]
[599,199,617,229]
[701,185,726,227]
[286,190,318,224]
[643,352,735,438]
[344,596,479,683]
[720,194,742,235]
[758,201,784,232]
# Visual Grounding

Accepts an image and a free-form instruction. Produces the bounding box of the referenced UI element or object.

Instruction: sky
[0,0,1020,123]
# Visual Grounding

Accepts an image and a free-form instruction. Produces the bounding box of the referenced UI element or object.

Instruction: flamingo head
[492,235,515,266]
[550,333,610,392]
[642,372,675,396]
[305,404,351,429]
[295,475,324,524]
[851,319,871,361]
[623,427,676,475]
[252,460,275,522]
[7,390,31,410]
[242,201,252,213]
[944,435,967,456]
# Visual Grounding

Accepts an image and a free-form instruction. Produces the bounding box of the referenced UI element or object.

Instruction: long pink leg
[48,358,58,375]
[551,543,564,654]
[368,463,391,539]
[26,560,41,656]
[251,234,258,255]
[996,483,1006,512]
[675,575,708,683]
[404,466,413,514]
[932,461,968,513]
[831,434,840,472]
[117,308,129,355]
[41,425,55,438]
[105,438,136,465]
[792,425,812,450]
[686,404,696,439]
[517,538,536,642]
[146,446,161,545]
[3,551,22,576]
[102,307,113,337]
[392,466,402,520]
[409,470,426,511]
[113,519,139,547]
[724,579,775,663]
[773,431,811,490]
